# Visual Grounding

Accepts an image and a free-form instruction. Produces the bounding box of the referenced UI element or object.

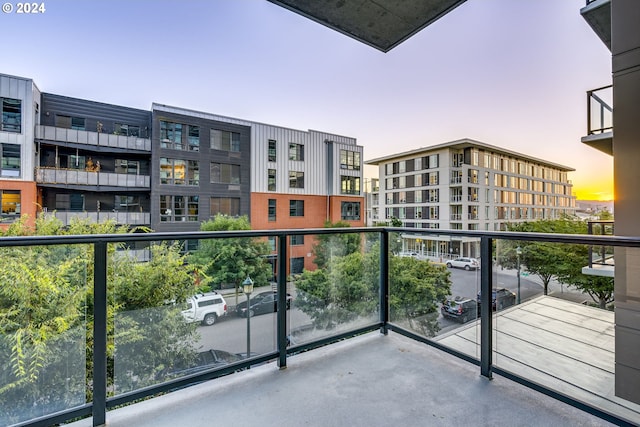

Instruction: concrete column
[612,0,640,404]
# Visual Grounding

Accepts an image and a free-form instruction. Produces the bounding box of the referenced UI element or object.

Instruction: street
[193,267,547,356]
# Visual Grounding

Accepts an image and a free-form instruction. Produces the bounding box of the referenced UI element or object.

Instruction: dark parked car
[236,291,292,317]
[477,287,517,312]
[441,296,478,323]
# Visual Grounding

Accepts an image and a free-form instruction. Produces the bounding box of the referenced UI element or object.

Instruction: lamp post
[242,276,254,358]
[516,246,522,304]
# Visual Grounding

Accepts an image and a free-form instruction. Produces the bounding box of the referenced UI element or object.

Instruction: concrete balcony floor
[68,332,614,427]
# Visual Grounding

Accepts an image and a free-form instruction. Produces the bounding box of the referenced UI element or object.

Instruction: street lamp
[242,276,254,358]
[516,246,522,304]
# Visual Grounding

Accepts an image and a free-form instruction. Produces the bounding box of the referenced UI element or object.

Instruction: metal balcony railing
[1,227,638,427]
[587,85,613,135]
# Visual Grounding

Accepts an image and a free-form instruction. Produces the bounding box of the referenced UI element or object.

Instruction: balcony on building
[582,220,615,277]
[580,0,611,50]
[581,85,613,156]
[36,125,152,152]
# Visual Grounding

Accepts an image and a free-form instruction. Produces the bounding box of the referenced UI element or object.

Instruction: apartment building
[366,138,576,258]
[0,74,40,229]
[36,94,152,226]
[150,104,365,273]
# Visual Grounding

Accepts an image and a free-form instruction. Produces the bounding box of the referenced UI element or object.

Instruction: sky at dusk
[1,0,613,200]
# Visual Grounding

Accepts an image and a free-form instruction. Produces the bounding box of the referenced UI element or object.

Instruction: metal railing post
[480,236,493,379]
[93,241,108,426]
[380,230,390,334]
[277,233,288,369]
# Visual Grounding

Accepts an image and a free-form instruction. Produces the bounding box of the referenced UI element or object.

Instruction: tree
[0,216,197,424]
[188,214,272,300]
[293,242,451,336]
[311,220,362,269]
[505,217,614,307]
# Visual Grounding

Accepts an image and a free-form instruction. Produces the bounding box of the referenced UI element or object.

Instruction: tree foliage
[294,242,451,337]
[188,214,273,291]
[504,217,614,307]
[0,216,197,425]
[312,220,362,269]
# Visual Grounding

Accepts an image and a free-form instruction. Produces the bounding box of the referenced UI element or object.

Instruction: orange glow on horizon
[573,188,614,201]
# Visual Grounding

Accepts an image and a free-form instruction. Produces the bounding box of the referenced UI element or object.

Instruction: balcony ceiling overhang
[580,0,611,50]
[267,0,468,52]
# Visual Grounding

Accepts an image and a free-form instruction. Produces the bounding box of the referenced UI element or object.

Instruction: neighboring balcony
[581,85,613,156]
[41,210,151,226]
[580,0,611,50]
[582,220,615,277]
[36,168,150,188]
[36,125,152,152]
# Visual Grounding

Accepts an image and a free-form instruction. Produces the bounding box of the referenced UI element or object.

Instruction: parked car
[477,287,517,312]
[441,296,478,323]
[181,292,227,326]
[398,251,419,258]
[446,257,479,270]
[236,291,292,317]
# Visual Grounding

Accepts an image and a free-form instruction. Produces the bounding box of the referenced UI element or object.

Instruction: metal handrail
[3,227,639,427]
[587,85,613,135]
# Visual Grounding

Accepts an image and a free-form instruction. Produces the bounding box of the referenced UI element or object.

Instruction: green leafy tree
[312,221,362,269]
[294,242,451,336]
[0,216,197,424]
[505,217,614,306]
[189,214,272,300]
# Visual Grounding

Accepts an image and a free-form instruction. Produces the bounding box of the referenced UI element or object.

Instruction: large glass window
[211,129,241,152]
[1,98,21,133]
[160,195,199,221]
[340,149,360,170]
[290,235,304,245]
[268,140,277,162]
[114,195,141,212]
[210,197,240,217]
[341,201,361,221]
[0,190,20,220]
[211,163,240,184]
[56,115,85,130]
[289,143,304,161]
[160,121,184,150]
[289,171,304,189]
[114,123,140,137]
[188,126,200,151]
[340,176,360,195]
[0,143,20,177]
[290,200,304,217]
[160,158,199,185]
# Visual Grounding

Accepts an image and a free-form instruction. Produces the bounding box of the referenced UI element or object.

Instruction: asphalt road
[195,267,546,355]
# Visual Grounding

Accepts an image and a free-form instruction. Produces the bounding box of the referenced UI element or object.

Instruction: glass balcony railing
[36,125,152,152]
[0,227,638,427]
[35,167,151,188]
[587,85,613,136]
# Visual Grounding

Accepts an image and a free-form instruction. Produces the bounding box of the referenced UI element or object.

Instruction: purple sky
[1,0,613,199]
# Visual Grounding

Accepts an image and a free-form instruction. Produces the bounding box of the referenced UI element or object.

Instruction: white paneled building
[366,138,576,258]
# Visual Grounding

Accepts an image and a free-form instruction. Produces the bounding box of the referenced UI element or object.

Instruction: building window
[160,195,199,222]
[188,126,200,151]
[428,171,438,185]
[55,193,84,211]
[1,98,21,133]
[211,163,240,184]
[341,201,361,221]
[211,129,240,152]
[340,149,360,170]
[160,158,199,185]
[210,197,240,217]
[268,169,276,191]
[429,154,439,168]
[268,140,277,162]
[290,200,304,217]
[289,171,304,188]
[114,123,141,137]
[415,206,422,219]
[340,176,360,195]
[115,195,141,212]
[385,163,393,176]
[428,189,439,202]
[268,236,276,251]
[289,143,304,161]
[290,234,304,245]
[116,159,141,175]
[415,190,423,203]
[290,257,304,274]
[268,199,276,221]
[160,121,184,150]
[0,190,20,220]
[56,115,85,130]
[0,143,20,177]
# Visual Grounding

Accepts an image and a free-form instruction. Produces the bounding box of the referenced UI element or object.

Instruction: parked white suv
[446,257,480,271]
[182,292,227,326]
